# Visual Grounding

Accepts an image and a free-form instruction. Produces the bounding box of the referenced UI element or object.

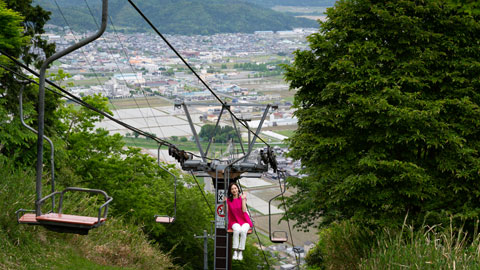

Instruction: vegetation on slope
[0,160,177,270]
[305,220,480,270]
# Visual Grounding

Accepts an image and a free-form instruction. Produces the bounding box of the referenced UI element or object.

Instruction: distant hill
[244,0,337,8]
[37,0,319,35]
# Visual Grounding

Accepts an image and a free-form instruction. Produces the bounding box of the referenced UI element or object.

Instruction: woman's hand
[241,192,248,213]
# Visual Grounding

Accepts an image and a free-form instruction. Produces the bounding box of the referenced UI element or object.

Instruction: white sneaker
[238,251,243,261]
[232,251,238,260]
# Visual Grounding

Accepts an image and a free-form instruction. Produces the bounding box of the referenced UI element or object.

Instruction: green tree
[3,0,55,68]
[0,1,28,56]
[0,0,56,165]
[199,124,239,143]
[447,0,480,14]
[163,68,174,76]
[283,0,480,230]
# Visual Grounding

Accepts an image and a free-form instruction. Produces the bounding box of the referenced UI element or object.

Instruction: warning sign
[215,190,226,228]
[215,203,225,228]
[216,204,225,217]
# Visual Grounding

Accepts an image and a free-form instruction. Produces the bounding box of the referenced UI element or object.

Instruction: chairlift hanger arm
[155,145,177,224]
[18,83,56,213]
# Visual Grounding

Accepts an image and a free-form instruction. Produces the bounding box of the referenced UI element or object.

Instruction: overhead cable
[0,49,170,146]
[190,171,215,218]
[0,50,233,163]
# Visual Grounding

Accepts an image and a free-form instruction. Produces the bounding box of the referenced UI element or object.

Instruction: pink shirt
[226,197,253,230]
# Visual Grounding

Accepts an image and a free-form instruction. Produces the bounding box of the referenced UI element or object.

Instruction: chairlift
[227,179,254,235]
[16,83,112,235]
[16,0,113,235]
[268,170,289,243]
[154,145,177,224]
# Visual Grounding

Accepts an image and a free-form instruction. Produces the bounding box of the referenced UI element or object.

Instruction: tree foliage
[0,0,57,166]
[3,0,55,67]
[199,124,240,143]
[283,0,480,230]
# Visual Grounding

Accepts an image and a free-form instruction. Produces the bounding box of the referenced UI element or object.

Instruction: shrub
[306,221,374,270]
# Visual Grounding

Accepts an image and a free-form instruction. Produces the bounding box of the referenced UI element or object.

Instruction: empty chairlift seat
[17,187,112,235]
[155,215,176,224]
[271,231,288,243]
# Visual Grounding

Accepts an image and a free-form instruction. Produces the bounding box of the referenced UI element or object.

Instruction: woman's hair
[227,182,240,202]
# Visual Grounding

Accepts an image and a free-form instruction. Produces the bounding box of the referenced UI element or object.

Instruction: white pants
[232,223,250,250]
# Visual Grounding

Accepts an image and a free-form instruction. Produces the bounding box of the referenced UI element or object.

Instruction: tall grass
[306,217,480,270]
[360,219,480,270]
[0,159,177,270]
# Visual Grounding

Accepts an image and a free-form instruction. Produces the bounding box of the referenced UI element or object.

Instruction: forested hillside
[244,0,336,8]
[37,0,318,35]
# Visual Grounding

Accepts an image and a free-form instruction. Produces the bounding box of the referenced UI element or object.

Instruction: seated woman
[226,182,253,261]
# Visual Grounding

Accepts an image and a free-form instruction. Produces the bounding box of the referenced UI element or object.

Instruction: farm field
[108,96,173,109]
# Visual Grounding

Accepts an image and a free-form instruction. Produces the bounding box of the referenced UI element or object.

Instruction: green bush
[305,221,374,270]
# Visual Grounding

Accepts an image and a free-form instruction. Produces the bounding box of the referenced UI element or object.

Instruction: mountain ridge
[243,0,337,8]
[38,0,319,35]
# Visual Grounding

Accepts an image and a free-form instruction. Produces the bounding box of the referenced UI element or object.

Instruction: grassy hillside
[0,161,176,270]
[38,0,318,34]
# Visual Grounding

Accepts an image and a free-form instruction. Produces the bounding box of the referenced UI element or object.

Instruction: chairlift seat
[155,216,175,224]
[271,231,288,243]
[17,188,112,235]
[227,229,253,234]
[36,213,106,226]
[18,213,106,227]
[18,212,106,235]
[271,237,288,243]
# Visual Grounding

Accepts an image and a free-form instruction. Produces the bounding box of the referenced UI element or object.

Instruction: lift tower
[170,101,277,270]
